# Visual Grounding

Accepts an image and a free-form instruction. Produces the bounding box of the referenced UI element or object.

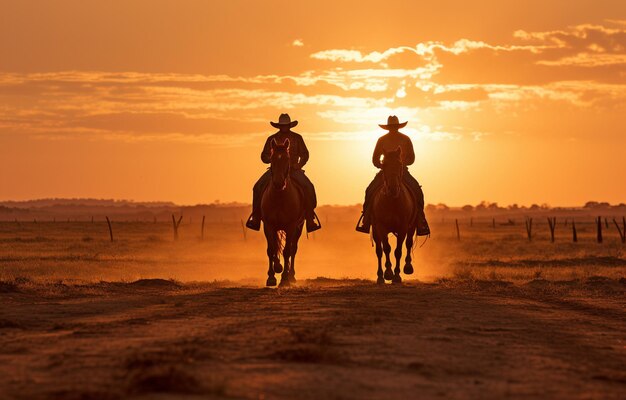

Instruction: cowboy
[246,113,321,232]
[356,115,430,236]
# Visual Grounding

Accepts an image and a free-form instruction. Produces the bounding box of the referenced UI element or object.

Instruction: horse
[371,147,418,284]
[260,138,306,287]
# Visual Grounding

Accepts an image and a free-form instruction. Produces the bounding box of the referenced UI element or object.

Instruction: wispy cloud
[1,22,624,146]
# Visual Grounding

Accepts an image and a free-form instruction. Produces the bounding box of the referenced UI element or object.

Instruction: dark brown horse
[371,147,418,284]
[260,138,306,287]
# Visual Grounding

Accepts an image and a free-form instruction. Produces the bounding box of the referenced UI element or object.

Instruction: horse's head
[270,138,291,190]
[381,147,404,198]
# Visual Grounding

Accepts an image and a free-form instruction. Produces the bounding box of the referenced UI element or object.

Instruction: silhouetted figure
[246,114,321,233]
[367,147,418,283]
[356,116,430,236]
[258,138,307,286]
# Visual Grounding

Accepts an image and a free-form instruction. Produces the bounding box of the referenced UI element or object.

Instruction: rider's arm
[297,135,309,168]
[404,137,415,166]
[260,137,272,164]
[372,138,383,168]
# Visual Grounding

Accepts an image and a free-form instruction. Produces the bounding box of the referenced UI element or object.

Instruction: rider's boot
[245,210,261,231]
[306,210,321,233]
[416,210,430,236]
[355,209,371,234]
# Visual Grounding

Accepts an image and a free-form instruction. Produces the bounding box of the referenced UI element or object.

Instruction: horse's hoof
[377,277,385,285]
[392,275,402,284]
[266,277,277,287]
[273,262,283,274]
[384,269,394,281]
[279,279,291,287]
[404,264,414,275]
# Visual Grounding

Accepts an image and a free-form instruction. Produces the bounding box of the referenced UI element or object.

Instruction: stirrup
[306,212,321,233]
[416,218,430,236]
[355,213,370,234]
[245,214,261,231]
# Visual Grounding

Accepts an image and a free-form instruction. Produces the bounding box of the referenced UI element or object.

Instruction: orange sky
[0,0,625,206]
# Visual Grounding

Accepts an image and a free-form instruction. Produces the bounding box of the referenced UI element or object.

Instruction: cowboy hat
[270,113,298,129]
[379,115,407,130]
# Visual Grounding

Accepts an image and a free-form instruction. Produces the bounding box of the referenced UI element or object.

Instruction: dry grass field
[1,215,625,399]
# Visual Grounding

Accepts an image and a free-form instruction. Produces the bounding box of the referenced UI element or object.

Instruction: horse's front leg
[382,233,394,281]
[404,227,415,275]
[393,232,406,284]
[373,228,384,285]
[263,226,277,287]
[289,222,304,284]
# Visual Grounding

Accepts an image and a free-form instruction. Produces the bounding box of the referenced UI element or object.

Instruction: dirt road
[1,279,624,399]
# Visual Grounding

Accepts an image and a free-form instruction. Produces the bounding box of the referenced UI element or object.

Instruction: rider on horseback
[356,115,430,236]
[246,113,321,233]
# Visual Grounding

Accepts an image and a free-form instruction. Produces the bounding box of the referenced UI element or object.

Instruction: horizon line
[1,198,624,210]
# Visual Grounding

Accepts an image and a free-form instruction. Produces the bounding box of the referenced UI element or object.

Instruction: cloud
[537,53,626,67]
[1,22,624,146]
[292,39,304,47]
[513,23,626,67]
[311,46,416,63]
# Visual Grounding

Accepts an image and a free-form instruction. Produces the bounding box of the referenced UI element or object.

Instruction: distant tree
[488,202,500,210]
[508,204,519,211]
[475,201,488,211]
[435,203,449,212]
[584,201,610,209]
[530,204,540,210]
[461,205,474,212]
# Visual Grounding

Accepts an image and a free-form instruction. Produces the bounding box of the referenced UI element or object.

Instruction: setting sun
[1,2,625,399]
[1,0,624,207]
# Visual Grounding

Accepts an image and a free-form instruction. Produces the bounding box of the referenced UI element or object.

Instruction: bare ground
[0,278,624,400]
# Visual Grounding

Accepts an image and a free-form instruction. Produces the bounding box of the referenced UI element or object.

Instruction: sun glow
[0,2,624,205]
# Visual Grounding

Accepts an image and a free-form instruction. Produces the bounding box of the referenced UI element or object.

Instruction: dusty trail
[0,279,624,399]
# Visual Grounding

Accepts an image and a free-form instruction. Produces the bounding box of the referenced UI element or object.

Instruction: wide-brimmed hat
[379,115,407,130]
[270,113,298,129]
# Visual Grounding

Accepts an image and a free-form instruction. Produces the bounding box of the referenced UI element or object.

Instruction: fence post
[240,219,247,241]
[572,220,577,243]
[172,214,183,240]
[492,218,495,228]
[455,219,460,241]
[547,217,556,243]
[201,215,206,240]
[105,216,114,242]
[597,216,603,243]
[613,218,626,244]
[525,217,533,241]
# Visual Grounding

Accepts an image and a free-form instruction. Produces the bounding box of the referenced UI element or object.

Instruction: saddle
[357,180,428,236]
[279,173,322,232]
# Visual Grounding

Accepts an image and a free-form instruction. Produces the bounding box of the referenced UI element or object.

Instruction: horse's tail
[277,230,286,257]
